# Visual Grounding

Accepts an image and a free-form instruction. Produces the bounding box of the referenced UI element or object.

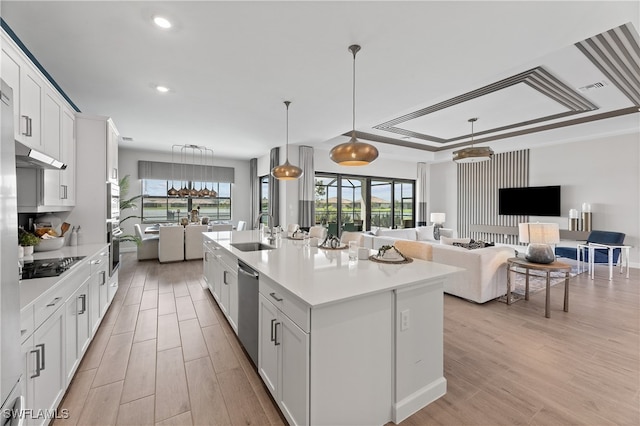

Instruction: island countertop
[203,230,461,308]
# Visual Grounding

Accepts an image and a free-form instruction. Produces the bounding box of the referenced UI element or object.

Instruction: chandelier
[167,144,217,198]
[452,118,494,163]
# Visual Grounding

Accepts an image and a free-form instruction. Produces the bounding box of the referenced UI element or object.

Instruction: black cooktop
[20,256,86,280]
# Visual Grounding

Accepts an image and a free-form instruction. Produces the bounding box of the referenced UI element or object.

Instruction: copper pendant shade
[271,101,303,180]
[330,44,378,166]
[452,118,494,163]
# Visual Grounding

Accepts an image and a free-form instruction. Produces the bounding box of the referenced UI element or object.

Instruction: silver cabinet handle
[100,270,106,285]
[270,318,276,342]
[223,270,229,285]
[91,259,102,265]
[30,347,41,378]
[46,297,62,307]
[78,294,87,314]
[38,343,45,371]
[274,322,281,346]
[21,115,32,137]
[269,292,283,302]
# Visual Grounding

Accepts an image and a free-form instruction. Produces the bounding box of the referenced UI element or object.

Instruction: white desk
[588,243,631,280]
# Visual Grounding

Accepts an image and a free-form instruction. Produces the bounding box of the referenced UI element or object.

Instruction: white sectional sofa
[362,227,515,303]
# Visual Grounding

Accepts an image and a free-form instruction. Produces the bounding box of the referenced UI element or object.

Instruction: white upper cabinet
[106,120,119,183]
[1,35,44,152]
[61,107,76,205]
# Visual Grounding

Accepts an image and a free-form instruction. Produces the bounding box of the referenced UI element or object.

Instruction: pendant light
[330,44,379,166]
[188,147,198,197]
[167,145,179,196]
[271,101,303,180]
[198,149,211,197]
[452,118,494,163]
[178,146,190,197]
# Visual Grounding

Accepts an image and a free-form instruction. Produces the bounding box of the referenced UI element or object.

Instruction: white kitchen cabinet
[88,250,109,334]
[60,107,76,206]
[1,37,44,150]
[106,120,119,183]
[42,89,62,207]
[258,294,310,426]
[203,242,220,301]
[108,269,119,305]
[64,279,90,385]
[24,305,65,426]
[204,240,238,332]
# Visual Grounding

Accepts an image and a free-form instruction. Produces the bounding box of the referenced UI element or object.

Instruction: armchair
[555,230,626,263]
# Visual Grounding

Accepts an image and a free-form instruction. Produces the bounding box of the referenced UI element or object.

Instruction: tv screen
[498,185,561,216]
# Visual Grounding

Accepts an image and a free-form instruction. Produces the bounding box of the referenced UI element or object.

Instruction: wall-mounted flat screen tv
[498,185,561,216]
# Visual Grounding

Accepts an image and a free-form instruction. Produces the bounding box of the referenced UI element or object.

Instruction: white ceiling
[2,1,639,162]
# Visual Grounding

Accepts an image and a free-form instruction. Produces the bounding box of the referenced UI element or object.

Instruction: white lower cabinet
[64,279,90,385]
[203,241,238,333]
[258,294,310,426]
[22,306,65,426]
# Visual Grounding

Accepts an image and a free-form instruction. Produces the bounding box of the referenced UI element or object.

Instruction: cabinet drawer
[34,262,90,328]
[259,275,310,333]
[89,249,109,275]
[20,305,34,343]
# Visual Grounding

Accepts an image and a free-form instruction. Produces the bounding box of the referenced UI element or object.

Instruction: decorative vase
[23,245,34,256]
[18,245,24,258]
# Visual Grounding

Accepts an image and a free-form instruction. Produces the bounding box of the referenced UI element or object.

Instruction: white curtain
[249,158,258,229]
[298,146,315,227]
[417,162,428,226]
[269,148,280,227]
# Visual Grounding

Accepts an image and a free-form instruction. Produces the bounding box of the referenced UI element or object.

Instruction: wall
[118,147,250,251]
[428,132,640,266]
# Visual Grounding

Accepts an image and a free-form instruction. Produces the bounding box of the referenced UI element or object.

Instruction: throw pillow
[416,225,435,241]
[441,236,471,245]
[452,240,496,250]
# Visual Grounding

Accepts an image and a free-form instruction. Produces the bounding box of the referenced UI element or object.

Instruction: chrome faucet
[255,213,275,243]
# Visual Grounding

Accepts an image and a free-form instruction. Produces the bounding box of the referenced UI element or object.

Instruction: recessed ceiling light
[153,16,172,29]
[155,85,170,93]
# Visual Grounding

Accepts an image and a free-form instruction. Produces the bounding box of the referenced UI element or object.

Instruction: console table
[506,257,572,318]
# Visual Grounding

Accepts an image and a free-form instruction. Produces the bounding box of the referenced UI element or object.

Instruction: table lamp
[430,212,446,240]
[518,223,559,264]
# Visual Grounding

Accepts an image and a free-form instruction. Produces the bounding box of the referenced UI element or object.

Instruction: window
[259,175,269,224]
[141,179,231,223]
[315,173,414,233]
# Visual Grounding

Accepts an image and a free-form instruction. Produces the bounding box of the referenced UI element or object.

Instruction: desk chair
[134,224,159,260]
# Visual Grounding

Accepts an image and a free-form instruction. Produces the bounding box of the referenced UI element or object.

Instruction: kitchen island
[203,230,461,425]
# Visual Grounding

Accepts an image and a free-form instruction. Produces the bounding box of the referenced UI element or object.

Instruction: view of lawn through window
[314,173,414,233]
[141,179,232,223]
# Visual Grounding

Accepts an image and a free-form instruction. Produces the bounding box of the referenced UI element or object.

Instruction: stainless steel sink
[230,242,274,252]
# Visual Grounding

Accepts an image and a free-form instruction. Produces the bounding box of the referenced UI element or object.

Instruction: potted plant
[19,229,40,256]
[119,174,142,245]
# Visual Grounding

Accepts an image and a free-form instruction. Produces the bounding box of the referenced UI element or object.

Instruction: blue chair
[555,230,626,264]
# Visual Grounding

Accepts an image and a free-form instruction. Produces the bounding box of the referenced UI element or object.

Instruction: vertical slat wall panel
[457,150,529,243]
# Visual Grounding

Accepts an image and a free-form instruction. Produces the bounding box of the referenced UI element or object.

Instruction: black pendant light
[330,44,379,166]
[271,101,303,180]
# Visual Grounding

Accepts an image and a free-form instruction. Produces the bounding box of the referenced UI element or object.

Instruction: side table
[587,243,632,280]
[506,257,572,318]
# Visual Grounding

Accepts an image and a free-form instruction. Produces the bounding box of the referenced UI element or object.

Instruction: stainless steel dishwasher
[237,260,259,368]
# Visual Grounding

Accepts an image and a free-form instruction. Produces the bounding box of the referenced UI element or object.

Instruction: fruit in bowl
[34,235,65,252]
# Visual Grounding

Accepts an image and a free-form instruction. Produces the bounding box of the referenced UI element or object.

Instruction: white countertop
[20,243,109,310]
[204,230,461,308]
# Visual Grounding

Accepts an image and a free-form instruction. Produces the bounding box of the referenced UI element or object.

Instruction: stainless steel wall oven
[107,182,121,276]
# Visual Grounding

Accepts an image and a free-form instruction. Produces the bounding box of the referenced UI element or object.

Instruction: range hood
[15,141,66,170]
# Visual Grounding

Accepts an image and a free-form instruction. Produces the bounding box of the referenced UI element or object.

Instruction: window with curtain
[315,173,414,233]
[141,179,232,223]
[259,175,270,224]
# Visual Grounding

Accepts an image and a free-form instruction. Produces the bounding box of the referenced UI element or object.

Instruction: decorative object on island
[430,212,446,240]
[452,117,494,163]
[569,208,580,231]
[271,101,303,180]
[167,144,217,198]
[581,202,592,232]
[518,222,560,264]
[330,44,379,166]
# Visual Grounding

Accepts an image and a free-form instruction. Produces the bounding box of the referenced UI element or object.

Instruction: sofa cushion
[375,228,417,241]
[441,236,471,245]
[416,226,436,241]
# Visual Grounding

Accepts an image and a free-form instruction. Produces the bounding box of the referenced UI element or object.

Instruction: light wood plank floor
[55,253,639,425]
